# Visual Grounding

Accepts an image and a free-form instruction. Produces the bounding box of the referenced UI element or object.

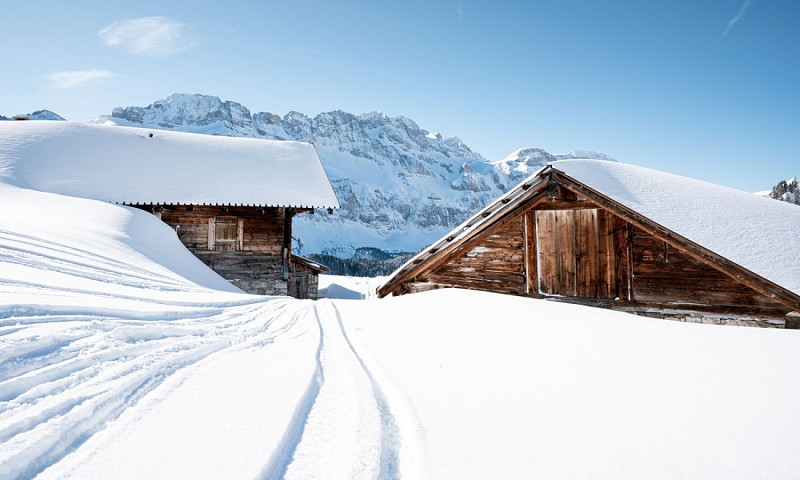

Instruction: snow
[318,275,385,300]
[555,159,800,295]
[340,289,800,479]
[0,121,338,209]
[2,129,800,478]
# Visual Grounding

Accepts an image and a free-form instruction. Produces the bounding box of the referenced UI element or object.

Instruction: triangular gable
[378,162,800,315]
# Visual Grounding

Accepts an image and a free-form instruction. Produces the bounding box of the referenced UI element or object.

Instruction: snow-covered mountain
[100,93,614,256]
[769,177,800,205]
[493,147,615,183]
[0,109,65,121]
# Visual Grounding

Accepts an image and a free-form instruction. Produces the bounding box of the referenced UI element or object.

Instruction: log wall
[130,204,321,299]
[409,200,789,321]
[157,205,285,254]
[628,226,787,315]
[193,251,287,296]
[427,215,526,295]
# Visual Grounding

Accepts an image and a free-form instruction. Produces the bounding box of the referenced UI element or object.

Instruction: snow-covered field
[2,124,800,479]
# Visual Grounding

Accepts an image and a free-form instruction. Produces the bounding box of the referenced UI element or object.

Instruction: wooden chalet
[2,121,339,299]
[133,204,330,298]
[114,134,339,299]
[377,160,800,327]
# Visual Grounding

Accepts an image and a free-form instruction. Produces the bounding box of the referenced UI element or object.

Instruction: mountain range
[94,94,614,256]
[0,109,65,121]
[6,94,796,259]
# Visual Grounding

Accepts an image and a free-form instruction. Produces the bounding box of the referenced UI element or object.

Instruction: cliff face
[769,177,800,205]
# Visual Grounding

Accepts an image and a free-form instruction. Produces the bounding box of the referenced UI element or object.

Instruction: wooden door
[214,216,238,252]
[535,208,614,298]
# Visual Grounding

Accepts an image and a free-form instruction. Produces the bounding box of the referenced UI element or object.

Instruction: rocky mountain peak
[1,110,65,121]
[769,177,800,205]
[102,93,614,256]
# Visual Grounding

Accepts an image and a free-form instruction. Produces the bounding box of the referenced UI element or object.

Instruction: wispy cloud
[44,69,116,88]
[98,16,189,56]
[457,4,464,22]
[723,0,753,36]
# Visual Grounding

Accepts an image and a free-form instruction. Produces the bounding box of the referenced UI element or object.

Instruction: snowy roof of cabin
[0,121,339,209]
[556,160,800,295]
[380,159,800,297]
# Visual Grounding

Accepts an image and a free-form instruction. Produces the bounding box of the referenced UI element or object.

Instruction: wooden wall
[193,251,287,296]
[410,200,790,321]
[158,205,285,254]
[130,204,321,299]
[427,215,526,295]
[628,226,787,315]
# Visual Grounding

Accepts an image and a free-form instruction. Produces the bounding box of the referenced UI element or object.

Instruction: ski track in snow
[1,285,426,479]
[0,229,190,291]
[332,300,401,480]
[0,284,434,480]
[275,299,418,480]
[0,298,301,480]
[257,303,325,480]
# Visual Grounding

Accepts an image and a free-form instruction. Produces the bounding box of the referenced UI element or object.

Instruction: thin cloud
[98,16,189,56]
[45,69,115,88]
[723,0,753,36]
[457,4,464,22]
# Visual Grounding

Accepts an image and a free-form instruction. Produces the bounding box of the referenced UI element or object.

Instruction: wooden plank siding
[523,210,538,296]
[427,215,526,295]
[596,209,616,298]
[400,194,790,318]
[575,209,600,297]
[629,226,786,312]
[535,208,615,299]
[535,210,560,295]
[159,206,285,255]
[129,204,322,299]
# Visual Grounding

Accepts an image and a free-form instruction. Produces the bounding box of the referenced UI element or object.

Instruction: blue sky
[2,0,798,190]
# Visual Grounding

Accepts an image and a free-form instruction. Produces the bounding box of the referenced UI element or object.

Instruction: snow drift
[2,120,800,479]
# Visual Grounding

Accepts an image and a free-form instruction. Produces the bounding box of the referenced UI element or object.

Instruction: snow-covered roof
[380,159,800,298]
[554,159,800,296]
[0,121,339,208]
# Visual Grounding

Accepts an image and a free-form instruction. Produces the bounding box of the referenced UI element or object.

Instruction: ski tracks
[1,296,427,479]
[276,299,426,480]
[0,298,299,480]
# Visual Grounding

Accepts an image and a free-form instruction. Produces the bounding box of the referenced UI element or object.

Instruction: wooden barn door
[535,209,615,298]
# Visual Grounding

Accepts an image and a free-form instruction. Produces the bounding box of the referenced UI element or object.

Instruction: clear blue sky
[3,0,799,191]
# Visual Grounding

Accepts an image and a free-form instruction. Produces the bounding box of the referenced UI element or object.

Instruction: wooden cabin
[1,121,339,298]
[377,160,800,327]
[112,133,340,299]
[130,204,329,298]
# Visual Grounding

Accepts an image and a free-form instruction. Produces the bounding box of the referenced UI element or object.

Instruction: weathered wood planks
[129,204,321,299]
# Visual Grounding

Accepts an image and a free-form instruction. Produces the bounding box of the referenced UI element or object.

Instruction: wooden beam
[551,170,800,312]
[523,210,539,297]
[532,199,595,211]
[237,218,244,251]
[207,217,215,251]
